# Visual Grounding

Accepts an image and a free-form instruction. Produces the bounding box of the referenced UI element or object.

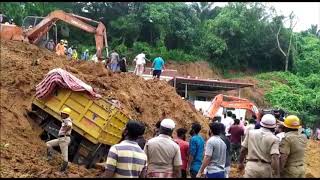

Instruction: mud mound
[166,61,221,78]
[0,40,208,177]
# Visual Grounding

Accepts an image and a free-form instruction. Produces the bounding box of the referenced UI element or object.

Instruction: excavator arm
[207,94,261,120]
[25,10,108,59]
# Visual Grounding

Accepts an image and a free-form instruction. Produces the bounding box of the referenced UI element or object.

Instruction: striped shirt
[105,140,147,178]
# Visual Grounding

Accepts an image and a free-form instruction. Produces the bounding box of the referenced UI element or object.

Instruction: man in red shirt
[174,128,189,178]
[229,119,244,162]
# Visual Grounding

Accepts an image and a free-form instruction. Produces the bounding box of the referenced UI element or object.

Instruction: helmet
[61,107,71,115]
[283,115,301,129]
[160,118,175,129]
[260,114,276,128]
[85,49,89,52]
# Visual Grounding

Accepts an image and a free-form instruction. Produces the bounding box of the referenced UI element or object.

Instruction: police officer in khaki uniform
[238,114,280,178]
[46,107,73,172]
[279,115,307,178]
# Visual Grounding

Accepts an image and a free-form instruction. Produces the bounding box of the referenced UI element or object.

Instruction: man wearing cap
[46,107,73,172]
[144,118,182,178]
[56,40,65,56]
[238,114,280,178]
[279,115,307,178]
[104,120,147,178]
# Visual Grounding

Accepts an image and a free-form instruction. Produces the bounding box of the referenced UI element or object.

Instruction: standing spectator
[229,119,245,162]
[109,50,120,72]
[219,123,232,178]
[188,123,205,178]
[221,111,234,139]
[174,128,189,178]
[119,56,128,72]
[305,127,312,139]
[245,118,256,136]
[72,47,78,60]
[253,115,261,129]
[104,120,147,178]
[152,56,165,79]
[81,49,90,61]
[280,115,307,178]
[67,46,73,60]
[91,54,98,62]
[197,122,227,178]
[55,40,65,56]
[153,120,161,137]
[133,52,147,76]
[316,127,320,140]
[238,114,280,178]
[46,39,55,51]
[144,119,182,178]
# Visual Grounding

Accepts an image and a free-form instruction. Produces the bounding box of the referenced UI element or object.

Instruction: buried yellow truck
[29,88,129,168]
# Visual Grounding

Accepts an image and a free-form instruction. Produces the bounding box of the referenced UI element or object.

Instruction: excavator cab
[22,16,57,47]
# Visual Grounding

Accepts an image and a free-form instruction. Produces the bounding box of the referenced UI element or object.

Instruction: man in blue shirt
[152,56,165,79]
[188,122,205,178]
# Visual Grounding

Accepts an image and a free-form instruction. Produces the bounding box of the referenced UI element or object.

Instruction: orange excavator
[0,10,108,59]
[206,94,261,120]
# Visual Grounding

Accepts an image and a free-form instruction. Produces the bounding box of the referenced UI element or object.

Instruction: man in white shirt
[221,111,234,138]
[134,52,147,76]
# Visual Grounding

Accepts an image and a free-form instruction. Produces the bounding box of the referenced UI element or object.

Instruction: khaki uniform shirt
[58,117,72,136]
[279,131,307,167]
[242,128,280,163]
[144,134,182,173]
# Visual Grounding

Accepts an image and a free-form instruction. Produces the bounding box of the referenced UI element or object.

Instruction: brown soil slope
[0,40,208,177]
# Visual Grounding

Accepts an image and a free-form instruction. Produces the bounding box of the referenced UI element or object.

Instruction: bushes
[256,72,320,127]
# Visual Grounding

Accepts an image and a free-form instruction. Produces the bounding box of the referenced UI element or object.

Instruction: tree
[271,11,297,71]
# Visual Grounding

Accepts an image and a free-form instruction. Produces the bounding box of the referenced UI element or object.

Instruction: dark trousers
[231,143,241,162]
[190,170,198,178]
[181,170,187,178]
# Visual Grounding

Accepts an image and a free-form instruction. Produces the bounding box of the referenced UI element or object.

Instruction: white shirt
[221,117,234,136]
[135,53,146,65]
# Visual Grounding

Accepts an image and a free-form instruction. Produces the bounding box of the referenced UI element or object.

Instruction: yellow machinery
[30,88,129,168]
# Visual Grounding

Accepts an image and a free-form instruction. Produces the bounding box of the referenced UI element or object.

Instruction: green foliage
[294,34,320,76]
[256,72,320,127]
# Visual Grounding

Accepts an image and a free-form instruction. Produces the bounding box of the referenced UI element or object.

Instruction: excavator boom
[1,10,108,59]
[207,94,261,120]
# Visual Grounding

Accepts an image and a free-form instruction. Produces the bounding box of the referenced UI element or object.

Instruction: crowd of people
[49,103,318,178]
[45,39,166,79]
[97,111,316,178]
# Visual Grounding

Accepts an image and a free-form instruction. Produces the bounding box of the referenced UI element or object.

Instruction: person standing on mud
[152,56,165,79]
[144,119,182,178]
[174,128,189,178]
[196,122,226,178]
[279,115,307,178]
[109,50,120,73]
[238,114,280,178]
[119,56,128,72]
[46,107,73,172]
[133,52,147,76]
[104,120,147,178]
[188,122,205,178]
[218,123,232,178]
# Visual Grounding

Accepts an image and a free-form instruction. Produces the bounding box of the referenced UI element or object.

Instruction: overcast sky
[205,2,320,32]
